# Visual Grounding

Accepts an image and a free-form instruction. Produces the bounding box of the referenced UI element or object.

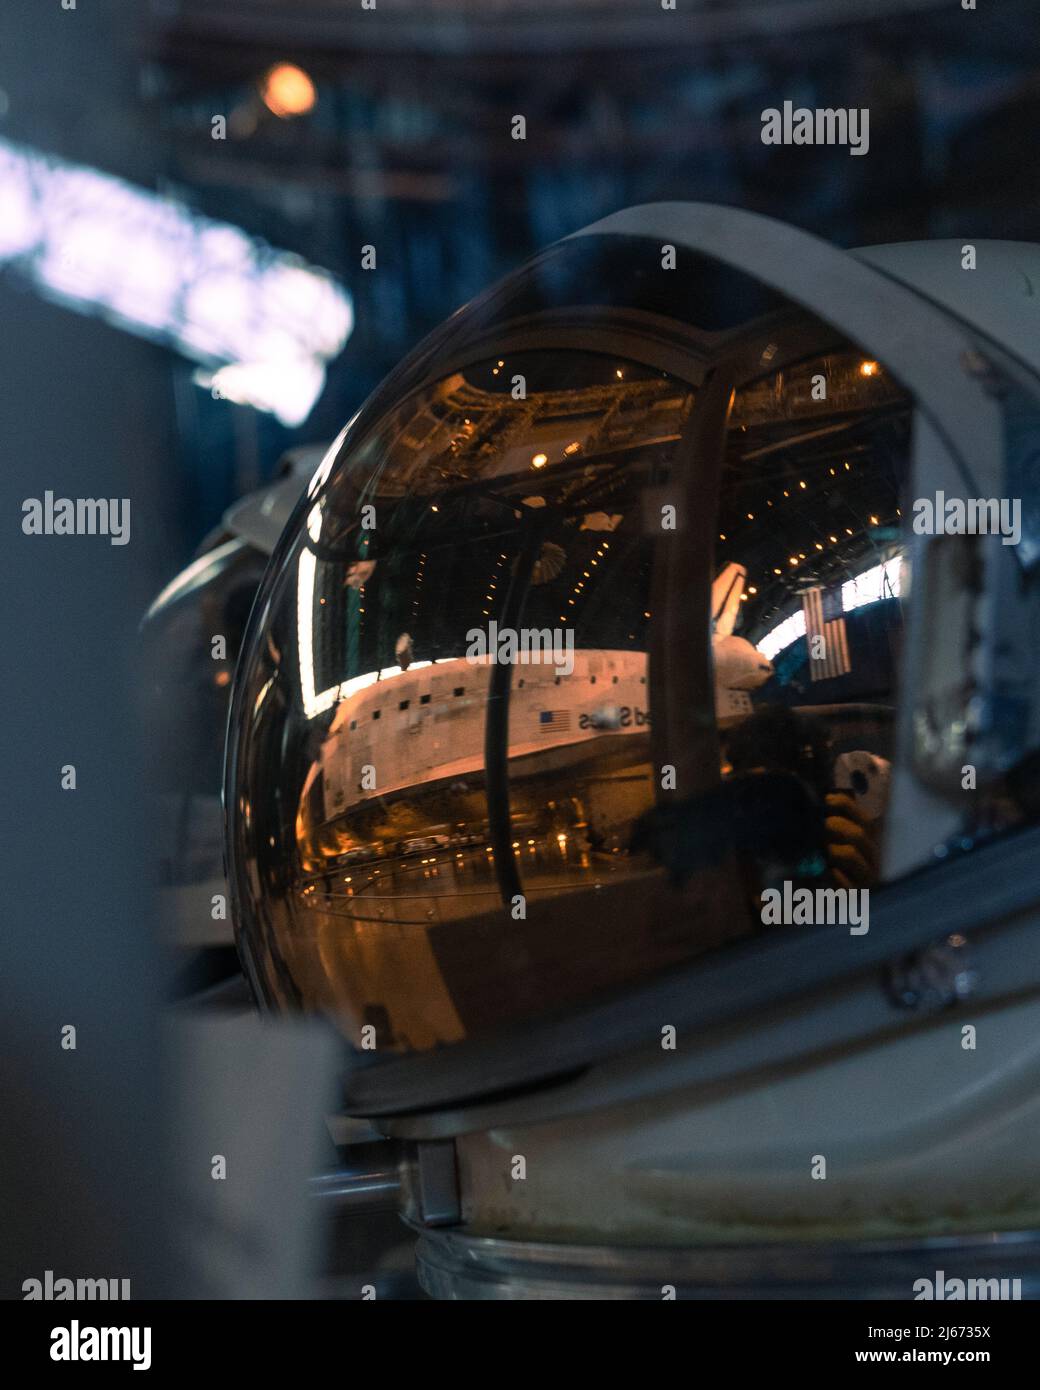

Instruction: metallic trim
[416,1226,1040,1301]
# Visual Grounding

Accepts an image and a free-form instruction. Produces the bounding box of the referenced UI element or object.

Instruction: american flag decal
[802,585,851,682]
[538,709,572,732]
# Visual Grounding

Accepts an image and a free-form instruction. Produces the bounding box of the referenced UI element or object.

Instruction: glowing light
[532,453,548,468]
[261,64,317,118]
[0,138,351,426]
[841,555,902,612]
[306,422,352,499]
[201,360,326,428]
[860,359,880,377]
[756,609,806,661]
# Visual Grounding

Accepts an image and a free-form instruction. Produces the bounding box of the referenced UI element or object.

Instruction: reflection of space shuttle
[712,562,775,722]
[311,562,773,831]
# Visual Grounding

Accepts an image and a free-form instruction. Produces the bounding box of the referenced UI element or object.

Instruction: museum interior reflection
[228,335,926,1051]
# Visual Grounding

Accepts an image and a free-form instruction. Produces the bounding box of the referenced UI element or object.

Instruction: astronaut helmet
[224,204,1040,1297]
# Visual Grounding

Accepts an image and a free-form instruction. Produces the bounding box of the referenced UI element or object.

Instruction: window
[372,709,380,721]
[420,693,431,705]
[453,687,465,696]
[399,699,410,711]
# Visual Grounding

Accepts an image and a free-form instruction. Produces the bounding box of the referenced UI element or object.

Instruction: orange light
[531,453,548,468]
[860,359,880,377]
[261,63,317,118]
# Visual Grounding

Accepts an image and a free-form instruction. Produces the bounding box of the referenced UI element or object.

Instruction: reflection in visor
[229,337,915,1054]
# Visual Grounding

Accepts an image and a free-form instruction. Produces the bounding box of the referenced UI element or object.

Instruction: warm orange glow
[860,359,880,377]
[531,453,548,468]
[261,64,317,118]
